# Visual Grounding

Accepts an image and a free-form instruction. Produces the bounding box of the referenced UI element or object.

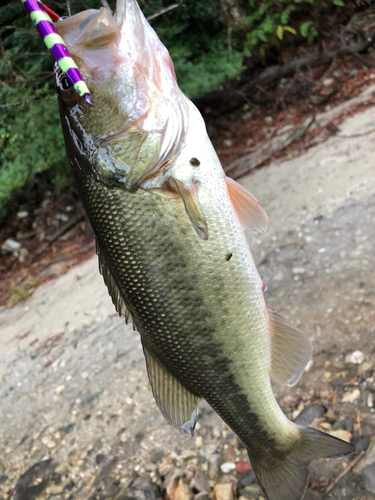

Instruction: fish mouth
[55,0,177,87]
[55,0,189,191]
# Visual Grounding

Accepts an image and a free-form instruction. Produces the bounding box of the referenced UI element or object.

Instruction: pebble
[1,238,21,252]
[55,385,65,394]
[18,248,29,262]
[329,429,352,442]
[345,69,358,78]
[345,350,365,365]
[242,112,253,122]
[17,210,29,219]
[223,140,232,148]
[341,388,361,403]
[167,475,192,500]
[234,461,251,474]
[294,405,324,426]
[264,116,273,124]
[213,483,233,500]
[367,393,374,408]
[322,78,335,86]
[354,436,370,452]
[220,462,235,474]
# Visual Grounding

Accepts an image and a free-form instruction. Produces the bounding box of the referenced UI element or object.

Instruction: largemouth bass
[54,2,354,499]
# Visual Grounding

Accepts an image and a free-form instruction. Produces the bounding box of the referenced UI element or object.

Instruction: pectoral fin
[171,178,208,240]
[143,343,200,436]
[225,176,268,233]
[269,309,312,387]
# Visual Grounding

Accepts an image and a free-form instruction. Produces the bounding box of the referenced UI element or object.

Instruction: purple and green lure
[21,0,94,106]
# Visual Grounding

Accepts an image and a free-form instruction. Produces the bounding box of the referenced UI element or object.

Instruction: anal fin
[143,343,200,436]
[268,309,312,387]
[96,241,135,327]
[225,176,268,233]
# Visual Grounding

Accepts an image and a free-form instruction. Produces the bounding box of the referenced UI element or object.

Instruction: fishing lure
[21,0,94,106]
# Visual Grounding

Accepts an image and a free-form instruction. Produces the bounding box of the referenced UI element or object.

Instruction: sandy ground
[1,106,375,500]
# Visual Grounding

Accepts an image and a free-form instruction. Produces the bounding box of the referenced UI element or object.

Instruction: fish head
[55,0,187,189]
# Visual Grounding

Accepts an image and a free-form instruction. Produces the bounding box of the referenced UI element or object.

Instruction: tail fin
[249,426,354,500]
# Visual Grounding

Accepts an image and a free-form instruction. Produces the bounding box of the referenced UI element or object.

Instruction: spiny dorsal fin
[143,342,200,436]
[268,309,312,387]
[225,176,268,233]
[96,241,135,327]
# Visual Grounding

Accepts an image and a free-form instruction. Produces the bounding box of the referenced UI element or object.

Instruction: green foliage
[0,0,346,220]
[245,0,344,54]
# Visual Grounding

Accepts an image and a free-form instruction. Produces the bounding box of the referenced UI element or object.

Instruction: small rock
[55,385,65,394]
[319,422,332,431]
[167,475,192,500]
[264,116,273,124]
[367,393,374,408]
[354,437,375,474]
[236,470,256,491]
[342,388,361,403]
[179,449,197,461]
[345,69,358,78]
[191,472,209,493]
[55,213,69,222]
[322,77,334,86]
[246,138,253,146]
[329,429,352,442]
[292,267,305,274]
[359,361,373,374]
[242,111,254,122]
[354,436,369,452]
[294,405,324,426]
[18,248,29,262]
[17,211,29,219]
[241,484,261,496]
[65,423,75,434]
[223,139,232,148]
[209,453,221,478]
[345,350,365,365]
[214,483,233,500]
[220,462,235,474]
[235,462,251,474]
[1,238,21,253]
[41,436,56,448]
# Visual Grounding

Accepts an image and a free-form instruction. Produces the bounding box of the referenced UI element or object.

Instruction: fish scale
[80,176,291,458]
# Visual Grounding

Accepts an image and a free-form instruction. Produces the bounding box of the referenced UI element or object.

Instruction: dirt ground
[1,104,375,500]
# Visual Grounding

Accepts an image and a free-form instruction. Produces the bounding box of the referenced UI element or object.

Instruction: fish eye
[61,76,72,90]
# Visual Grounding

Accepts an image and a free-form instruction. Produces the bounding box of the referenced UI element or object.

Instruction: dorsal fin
[268,309,312,387]
[96,241,135,328]
[143,342,200,436]
[225,176,268,233]
[170,178,208,240]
